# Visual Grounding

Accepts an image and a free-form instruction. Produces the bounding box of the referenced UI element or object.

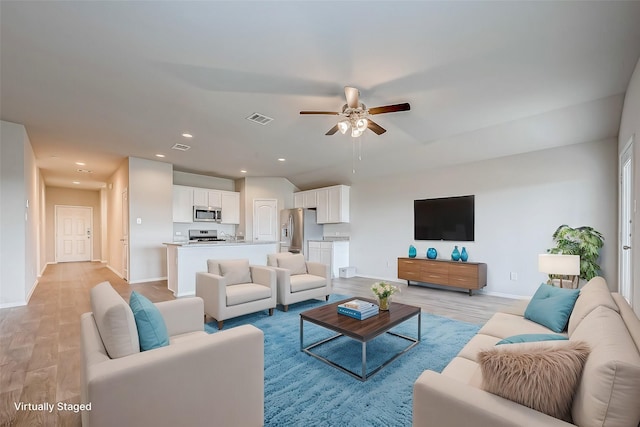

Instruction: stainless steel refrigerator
[280,208,323,259]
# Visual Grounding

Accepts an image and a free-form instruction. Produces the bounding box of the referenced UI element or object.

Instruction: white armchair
[196,259,277,329]
[80,281,264,427]
[267,253,331,311]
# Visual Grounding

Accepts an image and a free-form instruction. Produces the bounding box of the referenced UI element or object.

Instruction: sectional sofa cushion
[129,291,170,351]
[524,283,580,332]
[570,305,640,427]
[89,281,140,359]
[496,333,568,345]
[267,252,294,267]
[277,253,307,275]
[567,276,619,335]
[218,259,252,285]
[478,340,590,421]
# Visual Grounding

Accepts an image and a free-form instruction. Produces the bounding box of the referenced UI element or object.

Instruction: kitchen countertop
[163,241,278,247]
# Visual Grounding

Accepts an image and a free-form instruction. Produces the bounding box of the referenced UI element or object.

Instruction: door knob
[623,245,631,250]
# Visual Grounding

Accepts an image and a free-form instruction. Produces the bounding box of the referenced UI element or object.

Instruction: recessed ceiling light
[240,170,247,174]
[75,161,86,166]
[155,154,166,158]
[72,181,80,185]
[277,158,286,162]
[182,133,193,138]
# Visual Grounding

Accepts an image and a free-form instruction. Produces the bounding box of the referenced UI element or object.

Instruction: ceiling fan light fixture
[338,120,350,134]
[351,128,363,138]
[355,118,368,131]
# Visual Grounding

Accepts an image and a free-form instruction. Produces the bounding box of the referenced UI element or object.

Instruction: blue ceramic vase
[426,248,437,259]
[409,245,417,258]
[451,246,461,261]
[460,247,468,262]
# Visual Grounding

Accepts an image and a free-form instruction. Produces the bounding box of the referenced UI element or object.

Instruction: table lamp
[538,254,580,288]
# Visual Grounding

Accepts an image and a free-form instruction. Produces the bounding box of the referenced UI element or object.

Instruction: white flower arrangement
[371,281,400,299]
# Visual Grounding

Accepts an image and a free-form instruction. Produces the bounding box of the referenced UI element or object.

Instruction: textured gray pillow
[478,341,590,421]
[278,254,307,275]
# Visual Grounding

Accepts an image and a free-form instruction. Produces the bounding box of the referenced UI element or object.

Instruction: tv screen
[414,195,474,241]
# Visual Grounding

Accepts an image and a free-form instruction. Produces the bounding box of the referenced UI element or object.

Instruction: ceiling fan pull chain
[352,139,357,174]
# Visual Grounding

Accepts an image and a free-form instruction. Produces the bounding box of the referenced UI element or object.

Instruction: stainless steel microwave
[193,206,221,222]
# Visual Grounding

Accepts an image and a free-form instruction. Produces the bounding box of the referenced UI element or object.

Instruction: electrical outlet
[175,231,182,235]
[136,217,142,225]
[510,272,518,281]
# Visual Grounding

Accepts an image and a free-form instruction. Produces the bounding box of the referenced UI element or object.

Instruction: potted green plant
[547,225,604,286]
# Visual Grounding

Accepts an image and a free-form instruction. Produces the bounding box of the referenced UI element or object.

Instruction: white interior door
[122,188,129,281]
[55,206,92,262]
[620,140,634,304]
[253,199,278,242]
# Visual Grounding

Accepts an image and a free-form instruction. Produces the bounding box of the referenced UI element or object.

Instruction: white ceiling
[2,1,640,190]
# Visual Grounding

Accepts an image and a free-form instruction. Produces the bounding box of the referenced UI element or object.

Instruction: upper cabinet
[173,185,194,223]
[193,188,222,208]
[220,191,240,224]
[295,185,350,224]
[173,185,240,224]
[294,190,317,208]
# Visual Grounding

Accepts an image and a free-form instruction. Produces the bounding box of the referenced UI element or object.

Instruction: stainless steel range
[188,229,226,243]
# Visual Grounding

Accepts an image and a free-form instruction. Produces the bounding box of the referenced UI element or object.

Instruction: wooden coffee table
[300,298,421,381]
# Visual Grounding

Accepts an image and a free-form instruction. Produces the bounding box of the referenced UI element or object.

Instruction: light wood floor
[0,261,514,426]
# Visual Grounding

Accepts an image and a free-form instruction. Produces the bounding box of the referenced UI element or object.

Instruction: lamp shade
[538,254,580,275]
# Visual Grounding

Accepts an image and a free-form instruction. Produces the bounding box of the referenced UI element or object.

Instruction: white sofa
[80,281,264,427]
[267,252,331,311]
[413,277,640,427]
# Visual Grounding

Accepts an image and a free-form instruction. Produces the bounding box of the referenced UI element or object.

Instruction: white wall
[619,56,640,314]
[350,139,617,298]
[128,157,173,283]
[0,121,41,307]
[173,171,235,191]
[106,158,128,279]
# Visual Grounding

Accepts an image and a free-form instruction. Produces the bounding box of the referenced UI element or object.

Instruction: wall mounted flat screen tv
[414,195,474,241]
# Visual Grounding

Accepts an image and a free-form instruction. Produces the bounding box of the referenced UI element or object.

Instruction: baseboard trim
[0,301,26,309]
[128,276,168,285]
[106,264,123,279]
[26,278,40,303]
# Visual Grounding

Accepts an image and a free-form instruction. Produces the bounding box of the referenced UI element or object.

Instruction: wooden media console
[397,257,487,296]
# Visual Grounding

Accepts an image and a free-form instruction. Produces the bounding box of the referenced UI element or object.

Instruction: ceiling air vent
[246,112,274,125]
[171,143,191,151]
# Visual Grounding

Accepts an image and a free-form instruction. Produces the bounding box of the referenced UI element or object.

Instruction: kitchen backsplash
[173,223,237,242]
[323,222,350,238]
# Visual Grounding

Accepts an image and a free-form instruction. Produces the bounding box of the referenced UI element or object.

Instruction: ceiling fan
[300,86,410,137]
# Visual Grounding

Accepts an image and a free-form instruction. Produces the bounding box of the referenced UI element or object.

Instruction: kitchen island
[164,241,279,297]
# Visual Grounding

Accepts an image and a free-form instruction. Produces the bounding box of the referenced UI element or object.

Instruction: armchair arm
[271,266,292,296]
[195,272,227,319]
[85,324,264,427]
[306,261,330,279]
[412,371,572,427]
[250,265,276,290]
[155,297,204,336]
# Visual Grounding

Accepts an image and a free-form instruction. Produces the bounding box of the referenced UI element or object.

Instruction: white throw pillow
[278,254,308,275]
[218,259,252,285]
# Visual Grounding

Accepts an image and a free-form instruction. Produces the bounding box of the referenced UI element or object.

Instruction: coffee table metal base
[300,312,421,381]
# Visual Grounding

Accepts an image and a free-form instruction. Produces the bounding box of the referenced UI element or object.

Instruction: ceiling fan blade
[368,103,411,115]
[300,111,339,115]
[367,120,386,135]
[325,124,339,135]
[344,86,360,109]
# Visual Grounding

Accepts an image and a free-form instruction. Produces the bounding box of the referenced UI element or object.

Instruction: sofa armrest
[155,297,204,336]
[413,371,572,427]
[271,266,291,296]
[196,272,227,317]
[84,324,264,427]
[250,265,276,290]
[306,262,330,280]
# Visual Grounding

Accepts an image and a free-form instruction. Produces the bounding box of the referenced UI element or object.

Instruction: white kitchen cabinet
[193,188,222,207]
[308,240,349,278]
[294,190,317,208]
[316,185,350,224]
[220,191,240,224]
[173,185,194,223]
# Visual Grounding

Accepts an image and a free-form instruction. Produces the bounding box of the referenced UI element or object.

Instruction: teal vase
[408,245,417,258]
[451,246,461,261]
[460,247,468,262]
[426,248,437,259]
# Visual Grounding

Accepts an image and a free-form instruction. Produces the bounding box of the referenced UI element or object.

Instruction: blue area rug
[205,296,480,427]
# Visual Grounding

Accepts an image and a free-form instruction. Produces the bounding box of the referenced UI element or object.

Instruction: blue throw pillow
[524,283,580,333]
[129,291,170,351]
[496,333,569,345]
